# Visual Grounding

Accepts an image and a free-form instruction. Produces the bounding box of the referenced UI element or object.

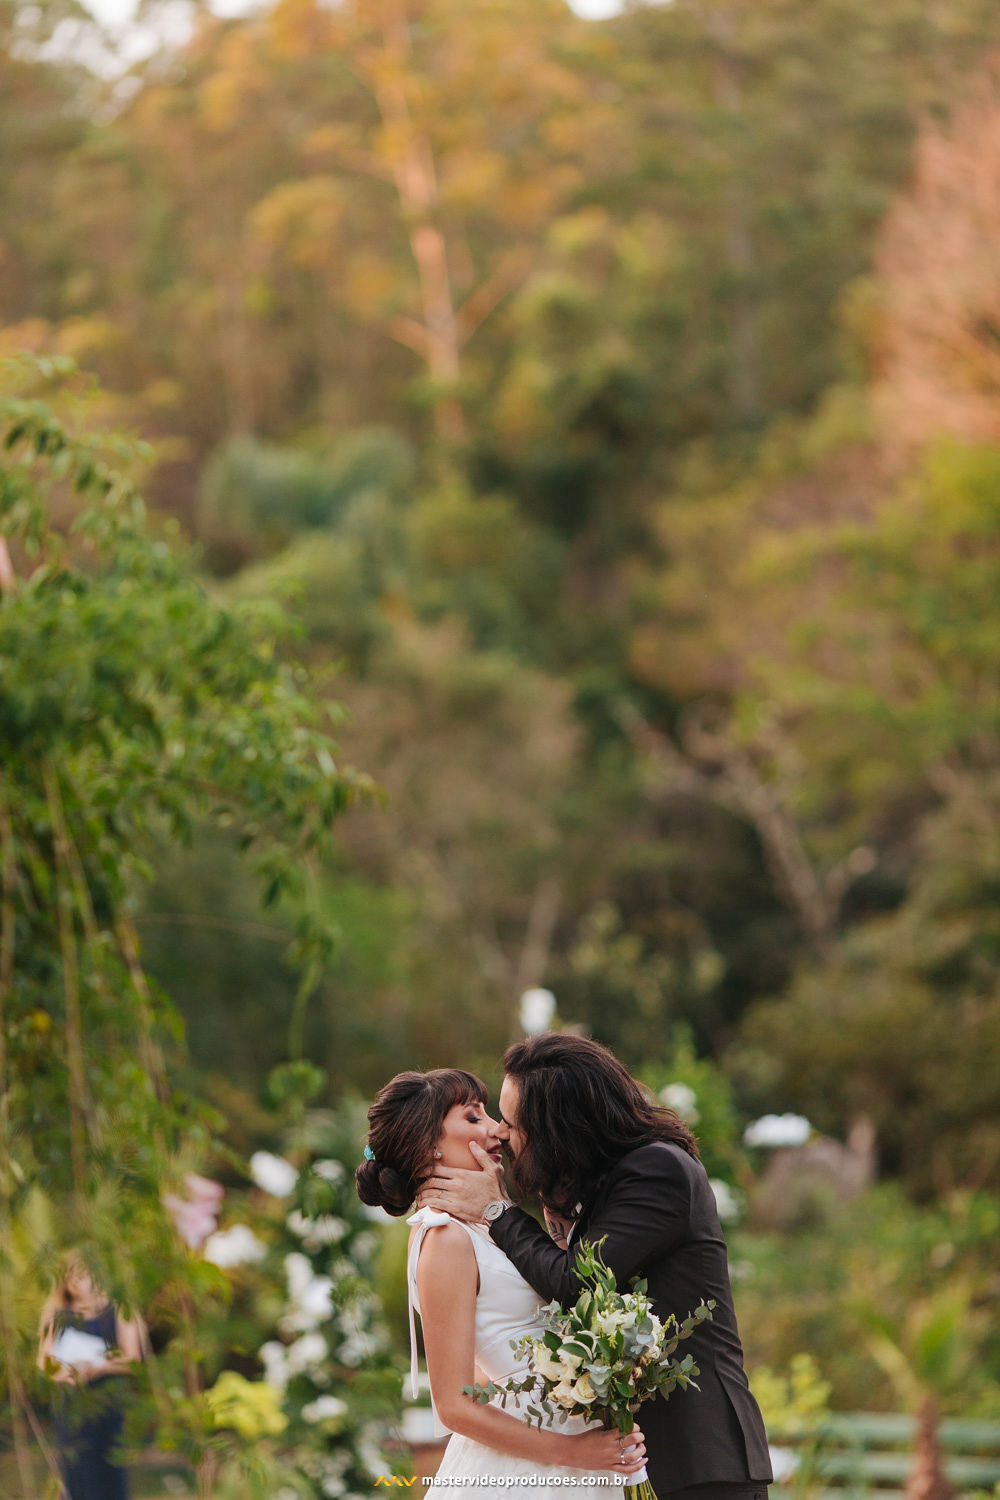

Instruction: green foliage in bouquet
[463,1237,714,1440]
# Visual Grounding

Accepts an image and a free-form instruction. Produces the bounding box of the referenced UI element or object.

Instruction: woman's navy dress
[52,1302,130,1500]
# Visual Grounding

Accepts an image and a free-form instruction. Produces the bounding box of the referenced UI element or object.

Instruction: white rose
[549,1379,579,1409]
[595,1309,625,1338]
[302,1395,348,1423]
[286,1331,328,1375]
[287,1211,348,1249]
[558,1351,583,1377]
[281,1253,333,1331]
[250,1151,298,1197]
[203,1224,267,1268]
[573,1372,597,1404]
[710,1179,743,1223]
[742,1113,811,1149]
[658,1082,700,1122]
[259,1340,289,1390]
[531,1346,563,1381]
[314,1159,346,1185]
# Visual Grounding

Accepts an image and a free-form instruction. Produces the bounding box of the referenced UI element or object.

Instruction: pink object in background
[164,1173,225,1250]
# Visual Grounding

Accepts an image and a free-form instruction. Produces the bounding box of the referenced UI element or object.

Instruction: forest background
[3,0,1000,1494]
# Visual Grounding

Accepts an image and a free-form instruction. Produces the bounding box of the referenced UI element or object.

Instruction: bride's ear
[419,1149,443,1178]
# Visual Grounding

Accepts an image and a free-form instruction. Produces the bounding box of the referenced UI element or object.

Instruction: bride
[356,1068,646,1493]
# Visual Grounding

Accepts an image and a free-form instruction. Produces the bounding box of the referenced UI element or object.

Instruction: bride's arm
[416,1224,645,1473]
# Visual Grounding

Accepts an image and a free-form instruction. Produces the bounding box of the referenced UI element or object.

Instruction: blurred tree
[5,0,1000,1218]
[0,356,371,1494]
[732,1185,1000,1413]
[0,0,94,335]
[716,439,1000,1190]
[613,0,1000,433]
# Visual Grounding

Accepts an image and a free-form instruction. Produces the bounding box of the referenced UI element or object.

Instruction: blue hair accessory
[363,1144,376,1162]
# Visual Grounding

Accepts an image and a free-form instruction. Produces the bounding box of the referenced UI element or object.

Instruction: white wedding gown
[406,1207,624,1495]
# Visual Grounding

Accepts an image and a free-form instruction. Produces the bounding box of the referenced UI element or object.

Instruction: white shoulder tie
[405,1207,453,1399]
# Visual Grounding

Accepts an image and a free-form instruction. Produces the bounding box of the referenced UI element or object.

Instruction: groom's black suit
[489,1141,772,1497]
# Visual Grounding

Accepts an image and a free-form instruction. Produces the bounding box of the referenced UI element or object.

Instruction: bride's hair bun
[355,1067,489,1219]
[355,1158,414,1218]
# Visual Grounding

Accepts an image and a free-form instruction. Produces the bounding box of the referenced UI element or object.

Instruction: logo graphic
[375,1477,418,1487]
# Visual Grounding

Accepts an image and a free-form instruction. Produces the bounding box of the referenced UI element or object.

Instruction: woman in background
[38,1253,147,1500]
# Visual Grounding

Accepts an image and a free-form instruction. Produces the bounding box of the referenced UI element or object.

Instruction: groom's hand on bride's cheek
[416,1141,507,1220]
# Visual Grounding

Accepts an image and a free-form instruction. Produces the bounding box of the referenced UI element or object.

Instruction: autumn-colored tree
[48,0,620,463]
[874,54,1000,452]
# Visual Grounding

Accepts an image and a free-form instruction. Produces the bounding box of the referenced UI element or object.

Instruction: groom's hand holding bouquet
[464,1237,715,1500]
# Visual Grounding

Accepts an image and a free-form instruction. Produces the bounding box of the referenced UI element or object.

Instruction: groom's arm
[490,1144,691,1304]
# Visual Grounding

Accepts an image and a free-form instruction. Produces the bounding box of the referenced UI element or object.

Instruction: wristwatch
[483,1199,514,1223]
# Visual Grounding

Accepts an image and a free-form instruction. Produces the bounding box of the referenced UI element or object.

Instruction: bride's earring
[434,1150,442,1159]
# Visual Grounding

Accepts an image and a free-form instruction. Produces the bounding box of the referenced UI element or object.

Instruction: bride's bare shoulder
[420,1219,474,1255]
[414,1220,477,1280]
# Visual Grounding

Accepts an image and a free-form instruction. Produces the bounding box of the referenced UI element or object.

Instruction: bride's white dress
[406,1207,624,1496]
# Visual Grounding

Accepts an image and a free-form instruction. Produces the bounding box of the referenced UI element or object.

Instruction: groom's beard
[504,1148,576,1218]
[503,1146,529,1202]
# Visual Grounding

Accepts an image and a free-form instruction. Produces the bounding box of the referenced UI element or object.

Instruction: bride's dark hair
[355,1068,488,1217]
[503,1033,699,1215]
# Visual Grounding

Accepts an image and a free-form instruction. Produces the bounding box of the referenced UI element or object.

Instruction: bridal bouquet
[463,1238,714,1500]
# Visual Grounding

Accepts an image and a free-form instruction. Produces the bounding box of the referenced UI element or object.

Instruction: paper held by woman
[51,1327,109,1369]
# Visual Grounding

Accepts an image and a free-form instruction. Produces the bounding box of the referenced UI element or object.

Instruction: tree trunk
[907,1396,954,1500]
[369,1,465,442]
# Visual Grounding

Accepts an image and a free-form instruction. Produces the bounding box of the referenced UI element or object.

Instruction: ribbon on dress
[405,1207,453,1399]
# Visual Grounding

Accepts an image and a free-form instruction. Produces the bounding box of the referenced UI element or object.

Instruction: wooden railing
[769,1412,1000,1496]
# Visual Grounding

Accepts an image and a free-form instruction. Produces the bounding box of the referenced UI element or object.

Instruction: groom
[418,1032,772,1500]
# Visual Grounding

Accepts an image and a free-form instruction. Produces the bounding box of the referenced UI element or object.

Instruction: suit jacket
[489,1141,772,1494]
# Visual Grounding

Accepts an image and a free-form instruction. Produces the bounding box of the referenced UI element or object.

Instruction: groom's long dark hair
[503,1033,699,1215]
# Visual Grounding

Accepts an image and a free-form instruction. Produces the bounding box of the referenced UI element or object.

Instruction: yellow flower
[205,1371,288,1440]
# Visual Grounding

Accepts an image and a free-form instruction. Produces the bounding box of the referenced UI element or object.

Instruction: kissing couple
[356,1033,772,1500]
